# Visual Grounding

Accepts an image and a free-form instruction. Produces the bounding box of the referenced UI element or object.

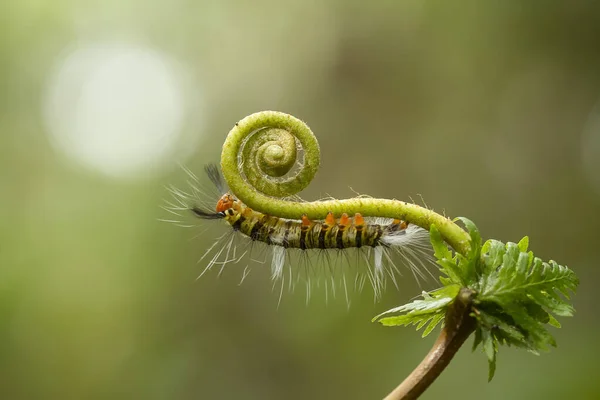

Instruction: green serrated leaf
[416,314,434,330]
[524,301,550,324]
[373,285,460,336]
[479,240,506,292]
[430,224,452,260]
[516,251,530,276]
[517,236,529,252]
[482,240,506,271]
[378,310,447,337]
[431,284,461,299]
[437,259,464,286]
[498,243,520,282]
[456,217,482,281]
[378,315,415,327]
[456,217,482,258]
[472,327,483,352]
[481,329,497,381]
[547,314,561,328]
[422,313,445,337]
[528,291,575,317]
[481,240,491,255]
[488,355,497,382]
[500,302,557,352]
[372,292,455,322]
[439,276,453,286]
[430,224,469,286]
[472,235,578,377]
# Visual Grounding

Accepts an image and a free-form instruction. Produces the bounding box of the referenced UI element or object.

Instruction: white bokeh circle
[44,42,188,178]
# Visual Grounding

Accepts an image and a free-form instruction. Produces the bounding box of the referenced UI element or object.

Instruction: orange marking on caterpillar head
[302,215,312,226]
[339,213,349,227]
[353,213,364,227]
[325,212,335,226]
[216,194,234,212]
[393,219,401,225]
[400,221,408,230]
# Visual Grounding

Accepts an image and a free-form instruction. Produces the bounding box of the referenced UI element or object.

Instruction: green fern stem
[220,110,472,255]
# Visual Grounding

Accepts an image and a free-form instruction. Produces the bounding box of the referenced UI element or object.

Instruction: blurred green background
[1,1,599,399]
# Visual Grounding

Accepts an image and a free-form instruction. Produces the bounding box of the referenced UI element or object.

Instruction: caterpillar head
[216,194,237,213]
[215,194,244,226]
[191,193,240,221]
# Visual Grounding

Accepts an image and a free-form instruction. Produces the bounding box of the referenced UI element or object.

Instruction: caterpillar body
[166,163,435,304]
[207,193,409,251]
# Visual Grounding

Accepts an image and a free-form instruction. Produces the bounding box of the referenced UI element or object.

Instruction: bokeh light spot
[43,42,187,178]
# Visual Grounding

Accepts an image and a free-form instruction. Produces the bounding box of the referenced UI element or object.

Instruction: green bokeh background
[1,1,598,399]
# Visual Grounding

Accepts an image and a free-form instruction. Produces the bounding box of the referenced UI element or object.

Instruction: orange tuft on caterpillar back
[324,212,335,226]
[339,213,350,228]
[354,213,364,227]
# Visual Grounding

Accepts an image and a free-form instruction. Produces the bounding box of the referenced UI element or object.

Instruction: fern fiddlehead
[220,110,472,255]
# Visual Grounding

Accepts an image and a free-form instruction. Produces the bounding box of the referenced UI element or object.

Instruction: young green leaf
[373,285,460,337]
[481,328,497,381]
[517,236,529,252]
[429,224,463,285]
[375,218,578,385]
[455,217,482,282]
[472,236,578,378]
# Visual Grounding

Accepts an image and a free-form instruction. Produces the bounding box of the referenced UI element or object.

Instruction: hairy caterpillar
[163,111,469,304]
[165,165,434,304]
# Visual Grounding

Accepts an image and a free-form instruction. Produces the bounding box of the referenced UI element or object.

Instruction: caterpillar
[164,111,470,304]
[165,165,434,303]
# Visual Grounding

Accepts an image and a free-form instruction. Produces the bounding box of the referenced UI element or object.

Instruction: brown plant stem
[384,288,477,400]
